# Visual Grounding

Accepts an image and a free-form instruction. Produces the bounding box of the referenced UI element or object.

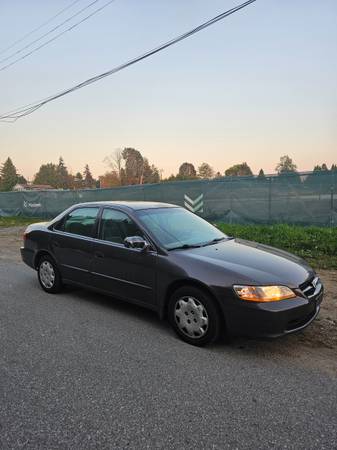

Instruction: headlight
[233,285,296,302]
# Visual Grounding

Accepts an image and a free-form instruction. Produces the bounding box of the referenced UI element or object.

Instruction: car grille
[299,276,322,299]
[284,276,323,333]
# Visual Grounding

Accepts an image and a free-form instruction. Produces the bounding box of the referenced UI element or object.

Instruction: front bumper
[223,285,324,338]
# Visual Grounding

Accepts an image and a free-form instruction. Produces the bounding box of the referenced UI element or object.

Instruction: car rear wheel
[168,286,222,346]
[37,256,62,294]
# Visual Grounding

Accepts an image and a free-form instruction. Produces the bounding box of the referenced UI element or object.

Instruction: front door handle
[94,251,104,258]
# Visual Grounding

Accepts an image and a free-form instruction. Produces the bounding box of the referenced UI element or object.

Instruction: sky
[0,0,336,180]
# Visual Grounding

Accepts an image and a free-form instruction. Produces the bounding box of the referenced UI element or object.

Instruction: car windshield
[137,207,227,250]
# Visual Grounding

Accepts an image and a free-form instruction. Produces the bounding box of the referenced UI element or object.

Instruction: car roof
[74,201,179,211]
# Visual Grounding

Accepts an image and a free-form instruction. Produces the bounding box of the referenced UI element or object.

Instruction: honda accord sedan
[21,201,323,346]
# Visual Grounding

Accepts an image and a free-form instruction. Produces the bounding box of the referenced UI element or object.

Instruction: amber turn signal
[233,285,296,302]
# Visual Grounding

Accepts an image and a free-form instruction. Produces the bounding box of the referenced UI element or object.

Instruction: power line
[0,0,83,56]
[0,0,257,122]
[0,0,116,72]
[0,0,106,68]
[0,0,101,67]
[2,0,256,119]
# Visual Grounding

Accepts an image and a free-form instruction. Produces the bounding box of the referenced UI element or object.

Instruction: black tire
[168,286,222,346]
[37,255,62,294]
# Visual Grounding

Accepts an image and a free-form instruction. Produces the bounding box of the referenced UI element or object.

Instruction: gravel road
[1,227,336,449]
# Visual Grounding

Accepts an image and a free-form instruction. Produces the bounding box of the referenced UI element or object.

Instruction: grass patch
[216,223,337,270]
[0,216,44,228]
[1,216,336,270]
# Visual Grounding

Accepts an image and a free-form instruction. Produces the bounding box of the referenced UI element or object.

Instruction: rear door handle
[52,241,60,247]
[94,251,104,258]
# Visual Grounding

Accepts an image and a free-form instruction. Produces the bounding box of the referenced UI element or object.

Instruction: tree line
[0,150,336,192]
[0,156,97,191]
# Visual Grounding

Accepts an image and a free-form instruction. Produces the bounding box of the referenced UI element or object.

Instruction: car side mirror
[124,236,150,252]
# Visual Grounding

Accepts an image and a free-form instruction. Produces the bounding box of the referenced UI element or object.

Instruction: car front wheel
[37,256,62,294]
[168,286,222,346]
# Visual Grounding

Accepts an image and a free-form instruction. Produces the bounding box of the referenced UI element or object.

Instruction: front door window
[100,209,142,244]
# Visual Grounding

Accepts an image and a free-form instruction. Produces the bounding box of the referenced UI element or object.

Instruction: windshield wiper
[169,237,234,251]
[168,244,201,251]
[201,237,231,247]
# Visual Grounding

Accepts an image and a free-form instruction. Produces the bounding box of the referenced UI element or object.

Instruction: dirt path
[0,226,26,263]
[1,226,336,375]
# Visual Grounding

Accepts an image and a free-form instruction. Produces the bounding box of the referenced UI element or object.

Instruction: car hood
[175,238,314,288]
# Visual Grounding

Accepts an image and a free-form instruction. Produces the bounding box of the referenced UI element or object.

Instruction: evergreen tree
[17,174,27,185]
[57,156,70,189]
[0,157,18,191]
[257,168,266,179]
[83,164,95,188]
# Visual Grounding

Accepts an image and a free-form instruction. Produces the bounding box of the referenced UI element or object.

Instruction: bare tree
[103,149,124,183]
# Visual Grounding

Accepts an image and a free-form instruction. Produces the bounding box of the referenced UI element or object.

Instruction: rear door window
[60,207,99,237]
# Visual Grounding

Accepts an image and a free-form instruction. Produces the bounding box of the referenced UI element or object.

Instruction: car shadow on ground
[62,284,172,335]
[61,285,303,351]
[48,284,336,375]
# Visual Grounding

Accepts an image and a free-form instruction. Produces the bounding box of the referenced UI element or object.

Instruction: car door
[91,208,157,306]
[50,206,100,284]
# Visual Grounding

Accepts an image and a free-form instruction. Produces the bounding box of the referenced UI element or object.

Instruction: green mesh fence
[0,171,336,226]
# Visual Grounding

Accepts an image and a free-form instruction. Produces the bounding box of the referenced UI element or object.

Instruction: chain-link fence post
[229,176,233,224]
[268,176,272,224]
[330,170,335,227]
